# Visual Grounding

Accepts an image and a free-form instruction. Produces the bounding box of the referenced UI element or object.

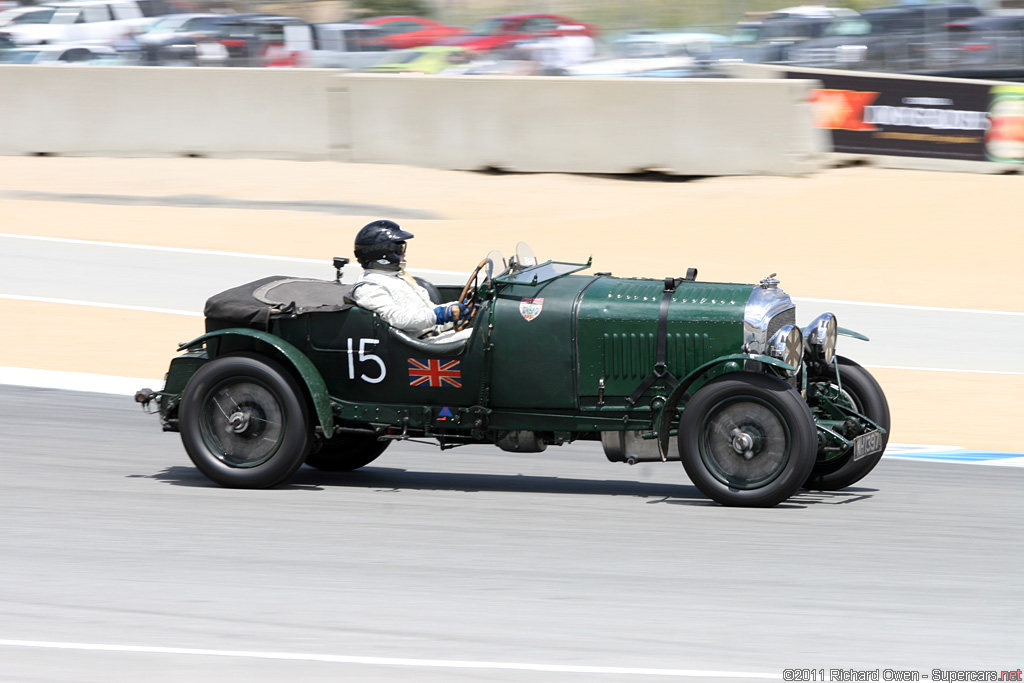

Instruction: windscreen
[496,261,588,285]
[468,18,503,36]
[10,9,56,24]
[826,18,871,37]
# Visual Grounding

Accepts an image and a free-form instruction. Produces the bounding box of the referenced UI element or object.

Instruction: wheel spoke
[212,396,231,419]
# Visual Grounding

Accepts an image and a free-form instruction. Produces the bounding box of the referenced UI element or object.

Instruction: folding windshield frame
[493,259,591,287]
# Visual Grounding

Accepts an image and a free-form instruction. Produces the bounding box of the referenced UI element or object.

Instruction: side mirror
[333,256,350,283]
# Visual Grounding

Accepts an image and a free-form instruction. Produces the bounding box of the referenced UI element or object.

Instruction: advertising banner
[785,69,1024,163]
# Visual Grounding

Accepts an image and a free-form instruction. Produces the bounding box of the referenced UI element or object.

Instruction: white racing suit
[350,268,472,343]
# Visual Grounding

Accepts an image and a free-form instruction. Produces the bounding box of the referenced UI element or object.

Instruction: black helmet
[354,219,414,270]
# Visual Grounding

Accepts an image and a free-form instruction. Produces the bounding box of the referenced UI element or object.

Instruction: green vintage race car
[137,244,889,507]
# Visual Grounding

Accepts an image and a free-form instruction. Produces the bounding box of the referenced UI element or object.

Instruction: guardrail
[0,67,827,176]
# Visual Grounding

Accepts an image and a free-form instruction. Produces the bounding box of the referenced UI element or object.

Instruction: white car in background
[0,0,167,46]
[567,31,729,76]
[768,5,859,21]
[284,22,399,69]
[0,43,123,63]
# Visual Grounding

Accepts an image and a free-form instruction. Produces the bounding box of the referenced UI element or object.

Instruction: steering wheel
[453,258,492,332]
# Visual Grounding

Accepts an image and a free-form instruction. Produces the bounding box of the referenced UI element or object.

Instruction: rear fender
[654,353,796,458]
[179,328,333,437]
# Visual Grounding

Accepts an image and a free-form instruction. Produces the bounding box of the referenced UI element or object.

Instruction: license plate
[853,430,884,461]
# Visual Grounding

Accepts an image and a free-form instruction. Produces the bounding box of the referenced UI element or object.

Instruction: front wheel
[679,373,817,507]
[179,354,311,488]
[804,356,890,491]
[305,434,390,472]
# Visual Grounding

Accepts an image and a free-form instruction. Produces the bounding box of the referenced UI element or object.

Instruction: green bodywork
[153,259,875,456]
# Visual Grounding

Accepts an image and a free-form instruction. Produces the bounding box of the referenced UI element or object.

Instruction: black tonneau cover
[204,276,354,331]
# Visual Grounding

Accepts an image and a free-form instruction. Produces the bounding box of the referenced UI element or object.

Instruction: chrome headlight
[768,324,803,375]
[803,312,838,365]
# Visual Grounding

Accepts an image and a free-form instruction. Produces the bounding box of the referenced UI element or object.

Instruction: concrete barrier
[0,66,338,159]
[340,75,827,176]
[0,65,827,175]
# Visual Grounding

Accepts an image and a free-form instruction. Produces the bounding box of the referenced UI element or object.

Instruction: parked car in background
[363,45,475,74]
[568,31,728,77]
[0,0,170,46]
[215,13,304,66]
[441,13,597,54]
[285,22,395,69]
[0,43,122,63]
[355,15,463,49]
[709,5,858,66]
[927,15,1024,70]
[788,3,983,72]
[134,12,226,64]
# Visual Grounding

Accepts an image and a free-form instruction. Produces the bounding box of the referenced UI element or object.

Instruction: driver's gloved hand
[434,303,469,324]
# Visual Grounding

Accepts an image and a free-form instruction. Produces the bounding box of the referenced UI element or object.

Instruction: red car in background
[441,13,598,53]
[356,15,464,50]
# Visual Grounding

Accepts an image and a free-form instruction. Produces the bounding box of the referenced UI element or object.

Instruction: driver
[350,220,472,340]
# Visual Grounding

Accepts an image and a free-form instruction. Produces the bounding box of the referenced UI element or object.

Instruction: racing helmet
[354,219,414,270]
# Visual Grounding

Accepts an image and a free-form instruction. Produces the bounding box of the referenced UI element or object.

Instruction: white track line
[793,296,1024,317]
[979,456,1024,467]
[865,364,1024,376]
[884,455,1024,467]
[0,293,201,317]
[0,232,323,262]
[0,233,464,276]
[0,368,161,395]
[0,639,780,679]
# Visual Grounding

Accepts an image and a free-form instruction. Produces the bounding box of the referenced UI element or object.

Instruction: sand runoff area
[2,156,1021,451]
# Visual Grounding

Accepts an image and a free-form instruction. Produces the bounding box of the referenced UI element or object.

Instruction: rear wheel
[179,354,311,488]
[804,356,890,491]
[679,373,817,507]
[305,434,390,472]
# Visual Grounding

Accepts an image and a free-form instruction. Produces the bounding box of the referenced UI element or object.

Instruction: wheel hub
[729,428,756,460]
[227,410,251,434]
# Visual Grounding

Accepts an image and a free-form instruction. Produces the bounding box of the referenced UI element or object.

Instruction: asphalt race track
[1,385,1022,682]
[2,158,1023,680]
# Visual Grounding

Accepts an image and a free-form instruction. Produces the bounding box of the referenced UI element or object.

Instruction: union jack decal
[408,358,462,388]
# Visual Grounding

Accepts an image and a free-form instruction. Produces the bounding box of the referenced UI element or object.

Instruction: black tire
[679,372,817,507]
[305,434,390,472]
[179,354,311,488]
[413,277,443,305]
[804,356,890,491]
